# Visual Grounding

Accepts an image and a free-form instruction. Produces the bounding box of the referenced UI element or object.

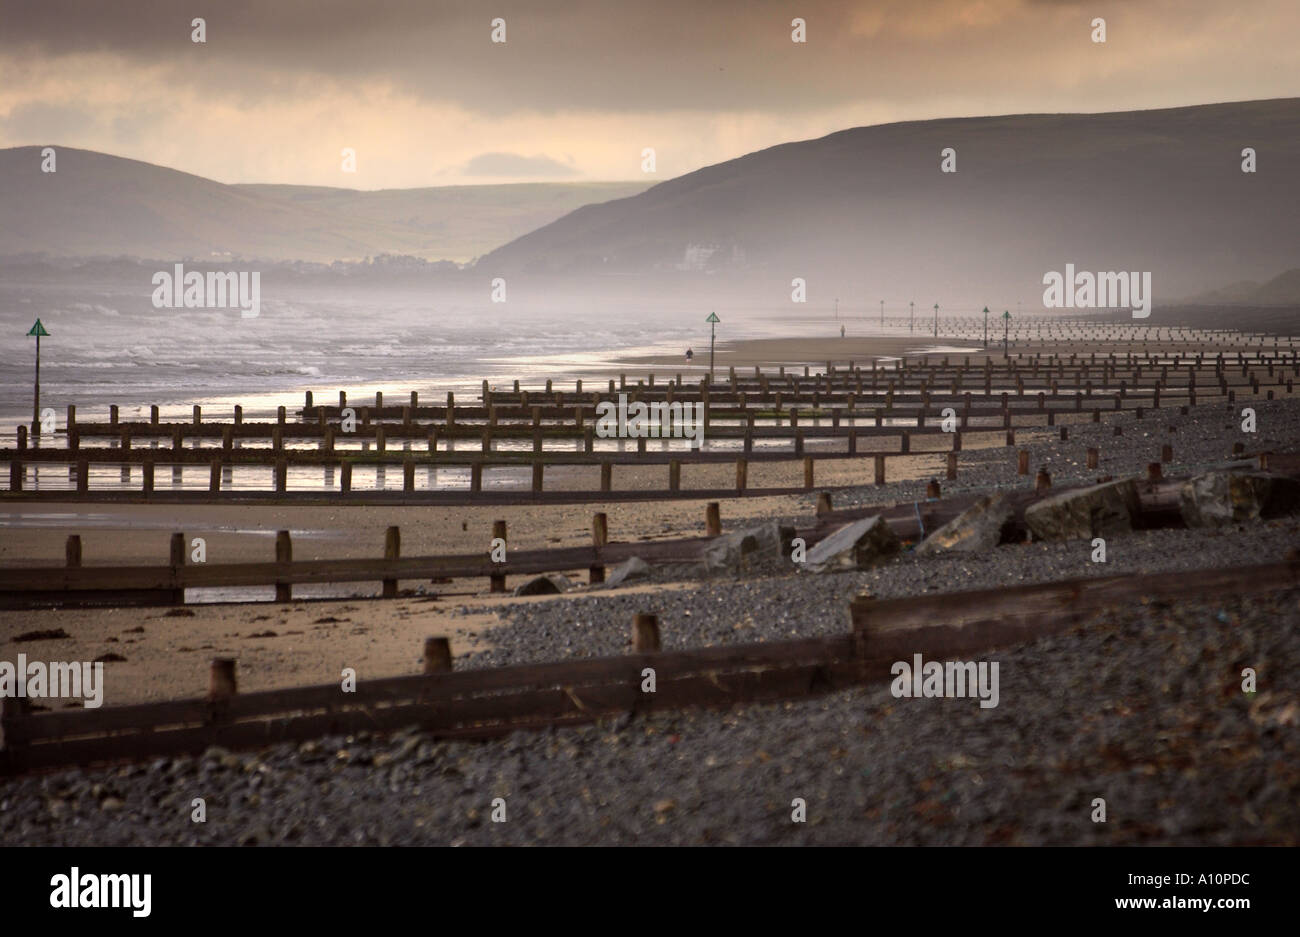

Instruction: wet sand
[616,335,983,378]
[0,581,696,708]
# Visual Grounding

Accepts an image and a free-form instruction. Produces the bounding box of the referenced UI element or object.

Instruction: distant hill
[478,98,1300,303]
[232,182,650,263]
[1187,268,1300,305]
[0,146,647,263]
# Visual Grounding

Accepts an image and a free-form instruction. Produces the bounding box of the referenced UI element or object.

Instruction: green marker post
[706,311,720,381]
[27,318,49,445]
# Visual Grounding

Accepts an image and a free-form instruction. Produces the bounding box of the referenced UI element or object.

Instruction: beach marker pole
[706,311,720,381]
[27,319,48,446]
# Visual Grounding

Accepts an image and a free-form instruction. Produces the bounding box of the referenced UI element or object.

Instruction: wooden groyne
[4,348,1295,503]
[3,454,1288,609]
[4,553,1297,774]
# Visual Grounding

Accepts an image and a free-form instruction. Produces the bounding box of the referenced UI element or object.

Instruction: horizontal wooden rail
[2,633,856,746]
[5,458,1283,608]
[4,430,1279,506]
[0,483,839,509]
[5,554,1297,774]
[853,558,1300,660]
[0,623,862,773]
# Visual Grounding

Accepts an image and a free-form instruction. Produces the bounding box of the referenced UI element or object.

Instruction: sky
[0,0,1297,188]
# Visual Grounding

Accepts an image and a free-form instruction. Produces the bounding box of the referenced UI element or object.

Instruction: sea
[0,275,935,432]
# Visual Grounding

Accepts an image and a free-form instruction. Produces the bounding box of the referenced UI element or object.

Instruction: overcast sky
[1,0,1296,187]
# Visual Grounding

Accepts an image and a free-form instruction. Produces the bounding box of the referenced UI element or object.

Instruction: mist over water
[0,276,823,429]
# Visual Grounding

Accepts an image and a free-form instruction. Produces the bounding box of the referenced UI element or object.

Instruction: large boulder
[603,557,652,588]
[1179,471,1300,527]
[802,516,900,573]
[512,574,572,596]
[700,521,796,576]
[1025,478,1141,541]
[916,493,1014,555]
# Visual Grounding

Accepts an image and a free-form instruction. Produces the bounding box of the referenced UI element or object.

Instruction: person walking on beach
[685,347,694,361]
[840,325,846,338]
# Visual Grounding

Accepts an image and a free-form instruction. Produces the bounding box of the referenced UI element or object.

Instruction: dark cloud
[461,152,577,177]
[0,0,1209,115]
[1,0,1294,191]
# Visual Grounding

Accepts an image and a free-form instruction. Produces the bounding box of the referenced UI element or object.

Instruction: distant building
[677,243,719,271]
[676,242,747,272]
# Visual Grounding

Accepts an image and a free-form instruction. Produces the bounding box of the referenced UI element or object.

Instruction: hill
[0,146,647,263]
[1187,267,1300,305]
[478,99,1300,304]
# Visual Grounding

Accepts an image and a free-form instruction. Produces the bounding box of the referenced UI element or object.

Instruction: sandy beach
[619,335,969,374]
[1,322,1286,711]
[0,418,1028,706]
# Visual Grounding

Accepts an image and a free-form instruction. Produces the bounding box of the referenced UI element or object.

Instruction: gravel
[466,518,1300,668]
[1,586,1295,845]
[827,396,1300,509]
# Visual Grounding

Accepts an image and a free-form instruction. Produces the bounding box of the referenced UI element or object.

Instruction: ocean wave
[66,302,120,316]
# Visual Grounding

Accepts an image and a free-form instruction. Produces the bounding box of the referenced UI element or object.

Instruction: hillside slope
[478,99,1300,302]
[0,146,647,263]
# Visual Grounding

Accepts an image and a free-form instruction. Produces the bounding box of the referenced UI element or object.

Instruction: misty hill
[1188,267,1300,305]
[233,182,650,263]
[0,146,647,263]
[479,99,1300,304]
